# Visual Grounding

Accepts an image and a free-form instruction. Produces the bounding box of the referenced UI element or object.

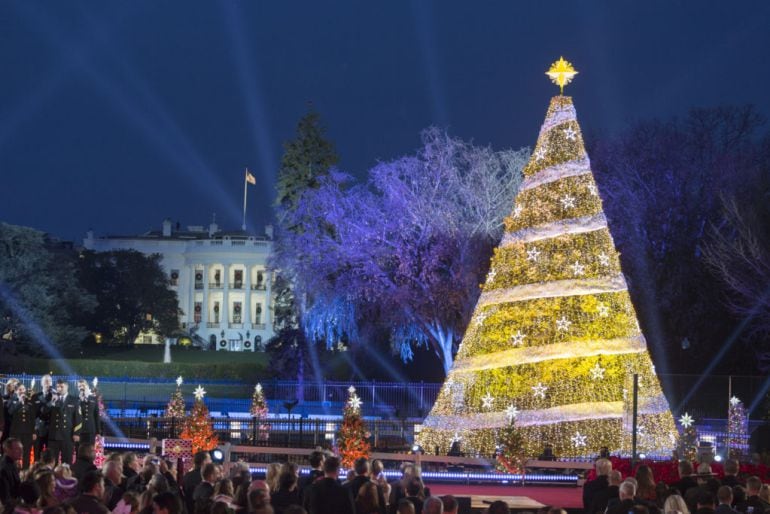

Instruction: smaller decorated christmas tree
[676,412,698,461]
[180,385,219,454]
[250,383,270,442]
[496,407,526,473]
[91,377,107,468]
[166,376,186,418]
[338,386,370,467]
[728,396,749,459]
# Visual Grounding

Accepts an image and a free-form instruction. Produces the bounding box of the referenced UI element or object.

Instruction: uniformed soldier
[76,379,101,446]
[1,378,19,444]
[46,379,81,465]
[8,384,37,469]
[32,374,54,461]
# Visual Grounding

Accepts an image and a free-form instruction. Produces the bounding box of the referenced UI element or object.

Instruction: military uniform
[32,388,54,461]
[8,394,37,469]
[78,394,101,445]
[46,393,81,465]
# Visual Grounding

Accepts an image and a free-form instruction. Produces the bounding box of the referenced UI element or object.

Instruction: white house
[83,218,275,351]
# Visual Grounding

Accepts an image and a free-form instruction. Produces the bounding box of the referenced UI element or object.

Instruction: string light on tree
[526,246,542,262]
[481,391,495,410]
[571,431,587,447]
[556,316,572,332]
[510,330,526,346]
[560,194,576,209]
[532,383,548,399]
[570,261,585,277]
[598,252,611,266]
[597,303,610,317]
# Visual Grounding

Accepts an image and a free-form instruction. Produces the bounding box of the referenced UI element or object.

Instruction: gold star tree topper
[546,56,578,94]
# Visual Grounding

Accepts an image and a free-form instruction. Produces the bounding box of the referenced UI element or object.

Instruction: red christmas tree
[337,386,370,467]
[180,385,219,454]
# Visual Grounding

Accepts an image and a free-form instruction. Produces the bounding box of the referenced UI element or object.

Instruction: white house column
[244,265,252,328]
[222,264,230,329]
[187,266,195,327]
[265,270,272,329]
[202,264,209,325]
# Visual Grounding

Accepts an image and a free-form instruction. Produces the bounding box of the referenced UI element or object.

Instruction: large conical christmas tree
[419,58,676,458]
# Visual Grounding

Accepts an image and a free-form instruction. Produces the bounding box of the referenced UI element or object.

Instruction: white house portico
[83,218,275,351]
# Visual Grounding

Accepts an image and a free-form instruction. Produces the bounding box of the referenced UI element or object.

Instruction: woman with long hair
[663,494,690,514]
[356,482,381,514]
[34,471,59,509]
[635,465,657,502]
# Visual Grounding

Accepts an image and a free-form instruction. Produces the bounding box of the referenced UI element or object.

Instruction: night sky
[2,1,770,242]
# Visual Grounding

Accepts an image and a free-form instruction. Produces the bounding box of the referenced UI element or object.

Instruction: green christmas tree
[250,383,270,442]
[728,396,749,459]
[496,410,526,473]
[180,385,219,454]
[419,58,676,458]
[165,376,186,418]
[676,412,698,461]
[337,386,370,467]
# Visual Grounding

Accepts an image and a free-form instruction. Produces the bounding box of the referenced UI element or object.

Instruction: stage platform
[427,483,582,511]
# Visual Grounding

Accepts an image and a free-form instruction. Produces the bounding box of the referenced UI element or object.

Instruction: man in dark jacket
[192,462,220,514]
[67,470,110,514]
[305,456,355,514]
[583,458,612,514]
[32,374,54,462]
[71,443,97,482]
[607,481,638,514]
[182,451,211,514]
[46,380,81,465]
[8,384,36,469]
[76,380,101,447]
[722,460,743,488]
[299,450,325,500]
[737,476,770,514]
[0,438,22,509]
[588,470,622,514]
[343,457,387,514]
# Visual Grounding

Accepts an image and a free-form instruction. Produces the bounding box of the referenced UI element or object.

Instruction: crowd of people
[0,443,563,514]
[583,458,770,514]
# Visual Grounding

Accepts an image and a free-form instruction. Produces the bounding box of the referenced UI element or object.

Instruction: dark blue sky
[2,1,770,241]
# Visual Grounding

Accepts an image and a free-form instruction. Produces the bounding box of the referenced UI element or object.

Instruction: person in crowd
[737,476,770,514]
[76,381,101,448]
[35,471,59,509]
[271,470,301,514]
[608,480,639,514]
[247,486,271,514]
[13,480,42,514]
[68,470,109,514]
[485,500,510,514]
[112,491,139,514]
[356,482,383,514]
[31,451,56,476]
[637,465,658,502]
[401,478,425,514]
[8,384,37,470]
[760,485,770,505]
[122,454,142,483]
[422,497,442,514]
[734,486,748,508]
[102,460,124,510]
[212,478,235,508]
[695,490,717,514]
[674,462,699,498]
[71,444,97,482]
[46,381,81,466]
[266,463,282,494]
[664,494,690,514]
[722,461,742,489]
[370,460,391,508]
[52,464,78,503]
[716,486,739,514]
[32,375,54,463]
[125,462,158,494]
[151,491,182,514]
[343,457,384,510]
[138,473,169,514]
[192,463,220,514]
[304,456,354,514]
[583,458,612,514]
[229,462,252,493]
[2,380,19,445]
[182,451,211,514]
[440,495,458,514]
[157,459,177,492]
[1,438,23,508]
[589,469,622,514]
[396,499,415,514]
[232,484,250,514]
[300,451,325,499]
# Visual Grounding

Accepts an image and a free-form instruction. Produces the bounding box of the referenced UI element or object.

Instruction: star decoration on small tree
[597,303,610,317]
[556,316,572,332]
[92,377,99,389]
[679,412,694,428]
[560,194,576,209]
[526,246,541,262]
[532,383,548,399]
[193,385,207,401]
[176,376,184,388]
[571,431,587,447]
[255,383,263,393]
[730,396,741,407]
[505,404,519,422]
[510,330,526,346]
[570,260,585,276]
[348,388,363,412]
[589,362,606,380]
[598,252,611,266]
[534,146,547,161]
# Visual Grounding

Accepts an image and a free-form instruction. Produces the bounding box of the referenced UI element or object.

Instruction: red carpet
[426,483,583,509]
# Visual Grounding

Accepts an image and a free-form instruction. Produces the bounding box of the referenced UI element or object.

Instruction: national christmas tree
[250,383,270,442]
[419,58,677,457]
[166,376,186,418]
[337,386,370,467]
[727,396,749,459]
[180,385,219,454]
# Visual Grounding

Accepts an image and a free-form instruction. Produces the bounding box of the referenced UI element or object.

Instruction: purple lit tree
[276,128,528,372]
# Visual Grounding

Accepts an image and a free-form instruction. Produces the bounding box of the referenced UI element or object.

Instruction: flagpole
[242,169,248,231]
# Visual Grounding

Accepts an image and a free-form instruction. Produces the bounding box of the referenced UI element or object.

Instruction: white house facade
[83,218,275,351]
